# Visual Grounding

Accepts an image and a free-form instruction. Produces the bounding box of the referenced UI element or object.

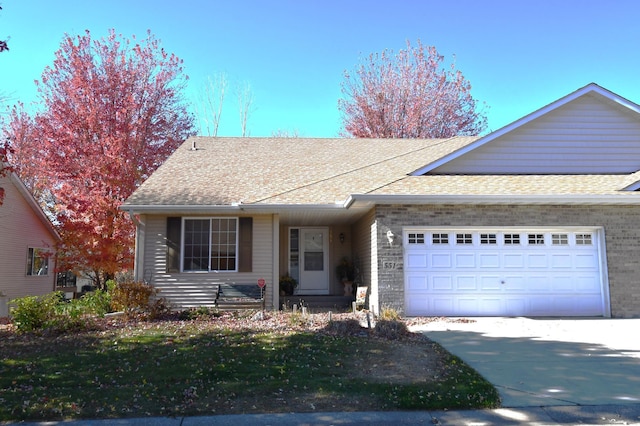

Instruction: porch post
[271,214,280,311]
[134,214,146,282]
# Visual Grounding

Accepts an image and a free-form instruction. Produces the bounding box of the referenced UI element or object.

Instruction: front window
[183,218,238,272]
[27,248,50,276]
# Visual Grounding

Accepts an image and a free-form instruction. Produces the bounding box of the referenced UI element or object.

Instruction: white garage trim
[403,227,610,317]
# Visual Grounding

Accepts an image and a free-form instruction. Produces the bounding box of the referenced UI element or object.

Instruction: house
[122,83,640,318]
[0,172,59,307]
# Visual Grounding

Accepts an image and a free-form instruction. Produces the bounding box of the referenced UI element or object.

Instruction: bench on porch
[213,283,264,310]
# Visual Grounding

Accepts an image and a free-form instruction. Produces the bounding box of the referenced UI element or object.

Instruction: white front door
[296,228,329,295]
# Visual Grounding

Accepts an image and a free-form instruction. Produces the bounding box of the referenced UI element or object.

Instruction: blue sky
[1,0,640,137]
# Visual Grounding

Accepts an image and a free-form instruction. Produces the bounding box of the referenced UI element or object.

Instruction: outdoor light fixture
[339,232,345,244]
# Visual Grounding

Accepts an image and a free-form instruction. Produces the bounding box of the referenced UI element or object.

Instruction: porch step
[280,295,354,311]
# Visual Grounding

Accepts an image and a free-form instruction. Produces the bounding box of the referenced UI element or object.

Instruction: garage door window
[456,233,473,244]
[576,234,593,245]
[528,234,545,245]
[480,233,497,244]
[504,234,521,245]
[408,233,425,244]
[432,233,449,244]
[552,234,569,245]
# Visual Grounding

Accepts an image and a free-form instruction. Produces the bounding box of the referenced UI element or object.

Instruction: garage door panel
[503,276,526,291]
[432,298,455,315]
[527,254,549,268]
[503,254,525,268]
[454,253,476,268]
[479,253,500,268]
[404,228,605,317]
[526,276,551,291]
[575,253,598,268]
[505,298,527,315]
[407,274,428,291]
[551,254,572,268]
[576,276,600,292]
[458,298,480,313]
[456,276,477,290]
[432,276,453,290]
[479,298,502,315]
[407,253,428,268]
[551,276,574,291]
[480,276,501,290]
[431,253,452,268]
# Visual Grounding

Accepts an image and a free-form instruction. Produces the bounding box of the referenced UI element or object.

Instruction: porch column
[271,214,280,311]
[134,214,146,282]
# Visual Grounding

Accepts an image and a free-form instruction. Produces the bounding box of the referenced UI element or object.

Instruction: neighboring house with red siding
[122,83,640,318]
[0,172,59,304]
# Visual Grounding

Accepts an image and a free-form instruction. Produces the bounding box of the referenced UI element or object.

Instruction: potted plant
[279,274,298,296]
[336,257,354,296]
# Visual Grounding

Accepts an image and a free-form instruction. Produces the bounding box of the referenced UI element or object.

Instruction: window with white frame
[183,218,238,272]
[27,248,50,276]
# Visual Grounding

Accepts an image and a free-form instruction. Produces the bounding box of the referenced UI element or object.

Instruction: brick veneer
[374,204,640,318]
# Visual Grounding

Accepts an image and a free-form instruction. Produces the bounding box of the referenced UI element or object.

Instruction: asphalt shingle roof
[123,136,640,208]
[123,136,478,206]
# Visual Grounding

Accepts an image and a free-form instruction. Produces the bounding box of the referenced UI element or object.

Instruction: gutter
[119,202,351,215]
[348,193,640,205]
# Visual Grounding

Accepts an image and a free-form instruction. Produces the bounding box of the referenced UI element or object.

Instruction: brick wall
[374,204,640,318]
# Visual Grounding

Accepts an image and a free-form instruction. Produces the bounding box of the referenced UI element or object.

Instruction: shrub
[110,281,161,317]
[10,292,61,333]
[374,319,409,340]
[379,306,402,321]
[77,289,112,317]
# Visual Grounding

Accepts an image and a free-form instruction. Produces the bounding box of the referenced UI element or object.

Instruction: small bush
[374,319,409,340]
[77,289,112,317]
[324,318,364,336]
[379,306,402,321]
[110,281,161,317]
[10,293,61,333]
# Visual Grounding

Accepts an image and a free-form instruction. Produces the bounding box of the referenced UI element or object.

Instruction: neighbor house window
[27,248,50,276]
[183,218,238,272]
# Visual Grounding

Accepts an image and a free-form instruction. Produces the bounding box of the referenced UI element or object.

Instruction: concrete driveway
[410,317,640,408]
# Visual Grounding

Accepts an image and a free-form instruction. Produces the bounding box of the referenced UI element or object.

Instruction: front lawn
[0,311,500,421]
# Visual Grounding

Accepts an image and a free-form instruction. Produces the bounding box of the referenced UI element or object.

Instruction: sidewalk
[11,404,640,425]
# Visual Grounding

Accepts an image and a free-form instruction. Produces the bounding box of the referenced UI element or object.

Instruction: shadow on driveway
[411,317,640,407]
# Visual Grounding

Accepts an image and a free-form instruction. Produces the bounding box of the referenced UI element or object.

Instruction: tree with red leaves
[5,29,195,287]
[339,40,487,138]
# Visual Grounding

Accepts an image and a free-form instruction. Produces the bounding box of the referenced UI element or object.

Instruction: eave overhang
[346,193,640,206]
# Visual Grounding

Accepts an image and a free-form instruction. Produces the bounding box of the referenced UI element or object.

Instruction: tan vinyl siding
[433,94,640,174]
[142,214,273,309]
[0,175,57,300]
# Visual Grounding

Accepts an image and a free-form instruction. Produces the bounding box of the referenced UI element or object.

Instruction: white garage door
[404,228,608,317]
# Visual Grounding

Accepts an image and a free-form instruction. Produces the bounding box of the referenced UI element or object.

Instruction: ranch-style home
[0,172,59,309]
[122,83,640,318]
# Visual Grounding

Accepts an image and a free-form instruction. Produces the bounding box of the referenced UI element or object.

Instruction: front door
[292,228,329,295]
